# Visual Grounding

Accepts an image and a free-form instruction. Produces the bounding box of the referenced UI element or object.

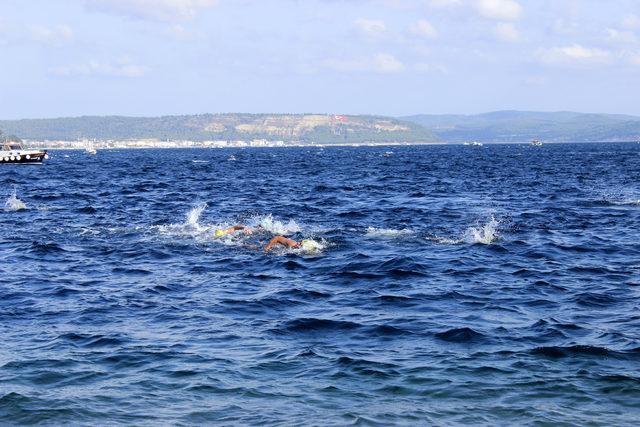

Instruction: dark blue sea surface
[1,143,640,425]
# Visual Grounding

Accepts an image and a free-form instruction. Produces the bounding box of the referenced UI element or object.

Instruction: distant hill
[401,110,640,143]
[0,129,21,143]
[4,111,640,144]
[0,114,437,144]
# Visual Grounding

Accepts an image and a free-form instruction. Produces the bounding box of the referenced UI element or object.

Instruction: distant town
[24,138,425,150]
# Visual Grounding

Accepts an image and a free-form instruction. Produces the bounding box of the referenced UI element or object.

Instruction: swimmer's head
[300,239,321,252]
[213,229,226,238]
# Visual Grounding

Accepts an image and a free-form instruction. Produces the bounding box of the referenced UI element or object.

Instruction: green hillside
[0,114,437,144]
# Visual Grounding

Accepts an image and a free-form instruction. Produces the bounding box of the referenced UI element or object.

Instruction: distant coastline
[26,139,444,150]
[4,111,640,145]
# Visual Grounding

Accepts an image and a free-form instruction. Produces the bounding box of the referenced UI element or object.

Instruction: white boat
[0,140,48,164]
[84,140,98,155]
[464,141,483,147]
[531,140,543,146]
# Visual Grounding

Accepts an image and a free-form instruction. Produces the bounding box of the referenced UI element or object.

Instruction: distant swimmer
[264,236,321,252]
[212,225,253,239]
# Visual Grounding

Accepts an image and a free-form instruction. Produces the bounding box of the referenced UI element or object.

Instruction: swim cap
[300,239,320,252]
[214,229,225,238]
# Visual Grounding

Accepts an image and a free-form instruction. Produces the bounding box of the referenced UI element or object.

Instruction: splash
[365,227,413,238]
[250,214,301,235]
[156,203,212,238]
[5,188,27,212]
[464,216,500,244]
[427,216,501,245]
[186,203,207,230]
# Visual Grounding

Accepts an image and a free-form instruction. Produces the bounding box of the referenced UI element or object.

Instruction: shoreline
[26,140,639,150]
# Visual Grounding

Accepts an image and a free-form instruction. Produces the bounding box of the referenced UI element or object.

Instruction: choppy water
[1,144,639,425]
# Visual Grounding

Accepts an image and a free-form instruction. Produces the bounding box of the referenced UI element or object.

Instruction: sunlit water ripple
[1,144,639,425]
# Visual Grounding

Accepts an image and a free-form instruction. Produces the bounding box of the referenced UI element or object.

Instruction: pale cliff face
[199,114,411,137]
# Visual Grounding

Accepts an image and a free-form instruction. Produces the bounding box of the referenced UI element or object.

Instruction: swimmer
[212,224,253,239]
[264,236,321,252]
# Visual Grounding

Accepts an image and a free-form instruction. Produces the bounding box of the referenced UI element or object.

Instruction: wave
[595,189,640,206]
[365,227,413,238]
[4,187,27,212]
[435,327,487,343]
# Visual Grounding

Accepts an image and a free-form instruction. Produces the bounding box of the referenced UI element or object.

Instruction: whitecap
[595,189,640,206]
[365,227,413,238]
[426,236,464,245]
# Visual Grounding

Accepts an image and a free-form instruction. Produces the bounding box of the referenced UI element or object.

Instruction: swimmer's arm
[264,236,299,251]
[220,225,248,234]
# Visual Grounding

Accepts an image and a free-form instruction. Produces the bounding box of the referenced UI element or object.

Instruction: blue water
[1,144,640,425]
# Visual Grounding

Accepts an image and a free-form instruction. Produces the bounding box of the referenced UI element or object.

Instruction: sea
[1,143,639,426]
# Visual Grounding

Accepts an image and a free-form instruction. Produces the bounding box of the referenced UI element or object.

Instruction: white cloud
[409,20,438,39]
[354,18,387,38]
[621,14,640,31]
[493,22,519,42]
[85,0,218,23]
[606,28,637,44]
[49,59,148,78]
[30,25,73,45]
[537,44,611,66]
[475,0,522,21]
[323,53,404,74]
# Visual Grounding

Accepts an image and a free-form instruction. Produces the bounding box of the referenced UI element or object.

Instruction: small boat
[464,141,483,147]
[84,140,98,155]
[0,140,48,164]
[531,140,543,146]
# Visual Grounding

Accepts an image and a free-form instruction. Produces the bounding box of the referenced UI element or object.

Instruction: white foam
[464,216,500,244]
[5,188,27,212]
[249,214,301,235]
[365,227,413,238]
[427,236,464,245]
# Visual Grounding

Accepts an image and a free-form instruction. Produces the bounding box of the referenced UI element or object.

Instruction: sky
[1,0,639,119]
